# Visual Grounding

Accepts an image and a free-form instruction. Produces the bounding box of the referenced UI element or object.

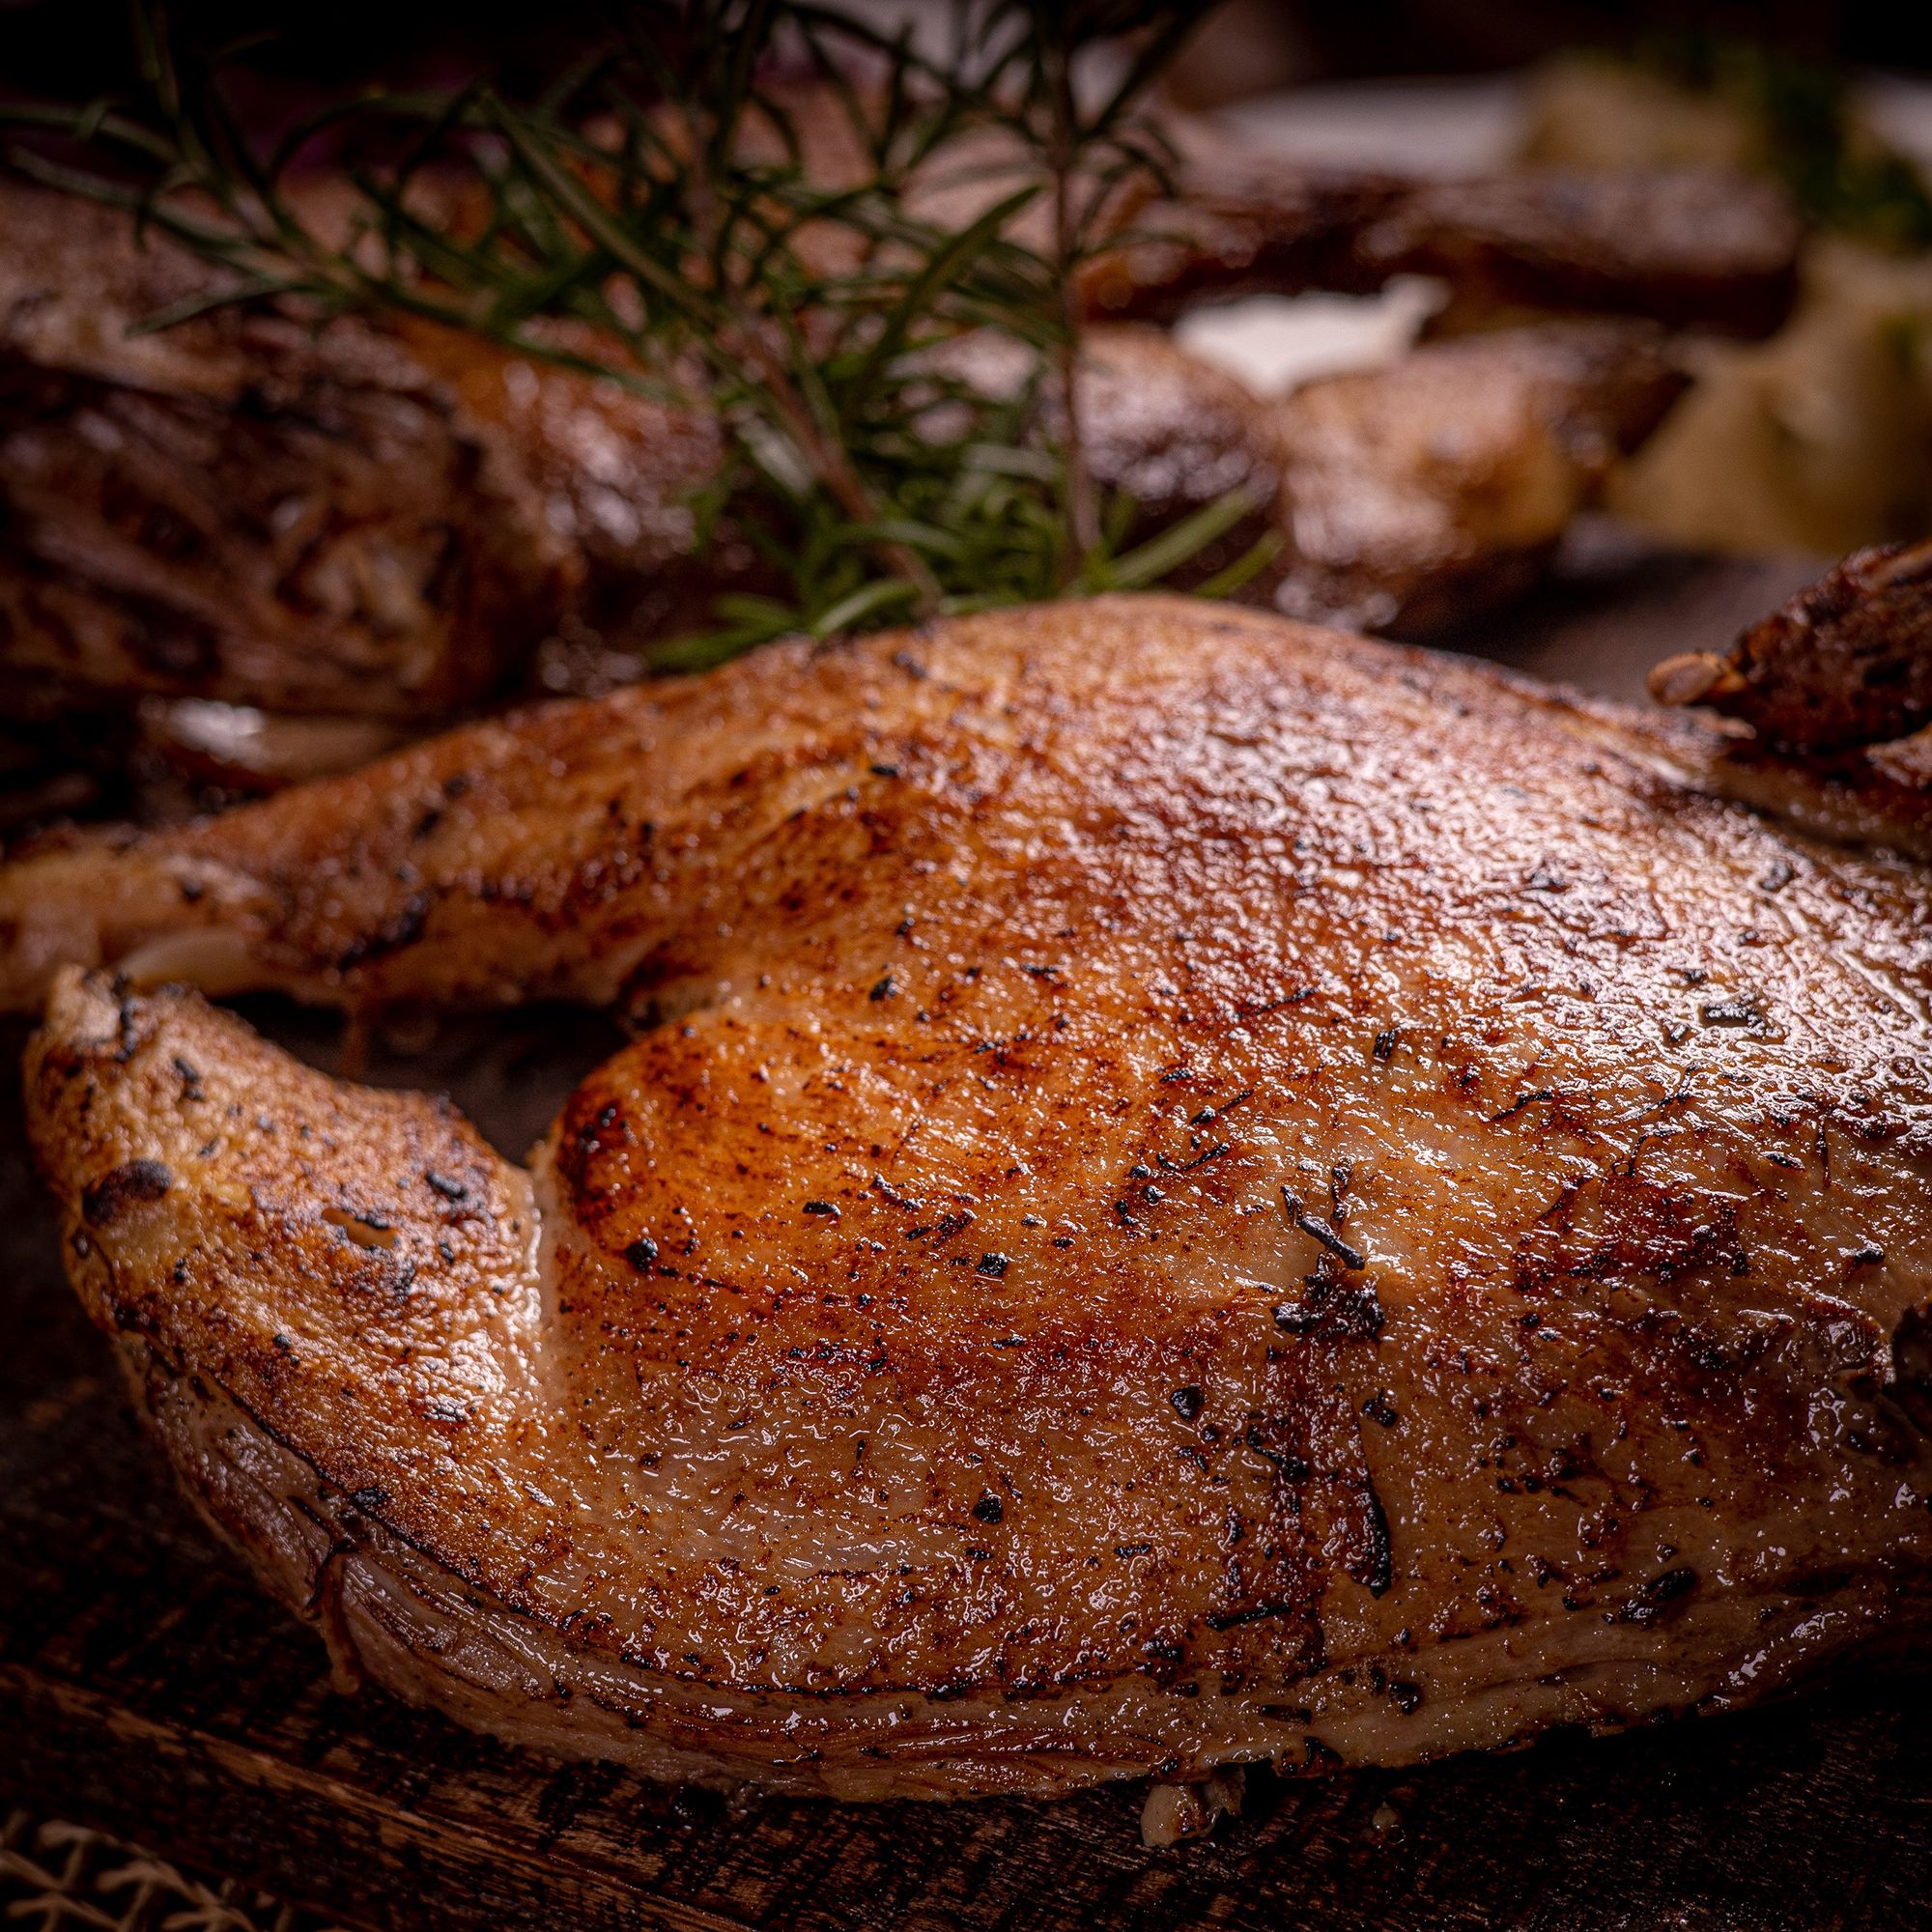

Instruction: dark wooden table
[8,537,1927,1932]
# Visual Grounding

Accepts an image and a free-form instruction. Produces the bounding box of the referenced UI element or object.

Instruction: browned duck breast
[13,587,1932,1799]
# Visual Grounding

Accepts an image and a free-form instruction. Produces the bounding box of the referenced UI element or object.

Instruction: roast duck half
[10,539,1932,1809]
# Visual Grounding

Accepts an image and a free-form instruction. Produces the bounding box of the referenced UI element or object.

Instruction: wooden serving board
[6,539,1926,1932]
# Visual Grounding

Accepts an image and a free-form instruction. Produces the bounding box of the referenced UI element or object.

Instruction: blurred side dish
[0,99,1818,819]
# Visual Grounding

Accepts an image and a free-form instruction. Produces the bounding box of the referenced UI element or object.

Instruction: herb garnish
[3,1,1271,669]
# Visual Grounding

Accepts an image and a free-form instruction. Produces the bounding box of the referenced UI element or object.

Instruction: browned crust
[1650,539,1932,752]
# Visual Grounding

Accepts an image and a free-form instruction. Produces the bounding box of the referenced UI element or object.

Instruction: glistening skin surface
[16,595,1932,1798]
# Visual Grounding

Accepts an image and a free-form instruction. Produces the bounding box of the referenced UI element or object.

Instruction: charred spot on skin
[1699,997,1763,1028]
[1207,1599,1300,1633]
[112,990,142,1064]
[1276,1273,1384,1342]
[973,1493,1004,1524]
[870,1173,919,1210]
[976,1252,1009,1277]
[1171,1385,1205,1422]
[1281,1186,1367,1271]
[351,1485,390,1514]
[625,1236,660,1271]
[869,974,897,1001]
[323,1206,398,1251]
[424,1170,469,1203]
[336,891,432,971]
[804,1200,839,1219]
[1610,1567,1697,1626]
[1258,1702,1310,1725]
[575,1101,626,1156]
[1489,1087,1553,1125]
[1242,1422,1311,1481]
[81,1159,173,1228]
[1352,1479,1395,1598]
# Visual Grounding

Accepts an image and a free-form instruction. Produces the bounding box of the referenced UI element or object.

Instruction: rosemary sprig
[3,1,1271,668]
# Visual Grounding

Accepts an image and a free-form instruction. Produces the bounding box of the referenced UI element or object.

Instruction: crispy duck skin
[1650,538,1932,751]
[1081,158,1802,337]
[17,593,1932,1800]
[0,180,721,720]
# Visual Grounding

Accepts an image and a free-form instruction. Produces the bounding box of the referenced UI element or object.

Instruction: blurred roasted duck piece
[1651,537,1932,751]
[1259,320,1683,634]
[0,180,724,722]
[943,318,1685,636]
[1081,157,1802,336]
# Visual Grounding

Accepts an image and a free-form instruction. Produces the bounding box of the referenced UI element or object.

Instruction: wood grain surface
[8,535,1926,1932]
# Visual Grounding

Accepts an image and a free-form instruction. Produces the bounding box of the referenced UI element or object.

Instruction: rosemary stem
[1045,40,1097,582]
[733,320,935,587]
[677,90,940,617]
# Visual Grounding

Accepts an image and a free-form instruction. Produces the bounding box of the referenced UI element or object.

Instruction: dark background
[0,1,1927,105]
